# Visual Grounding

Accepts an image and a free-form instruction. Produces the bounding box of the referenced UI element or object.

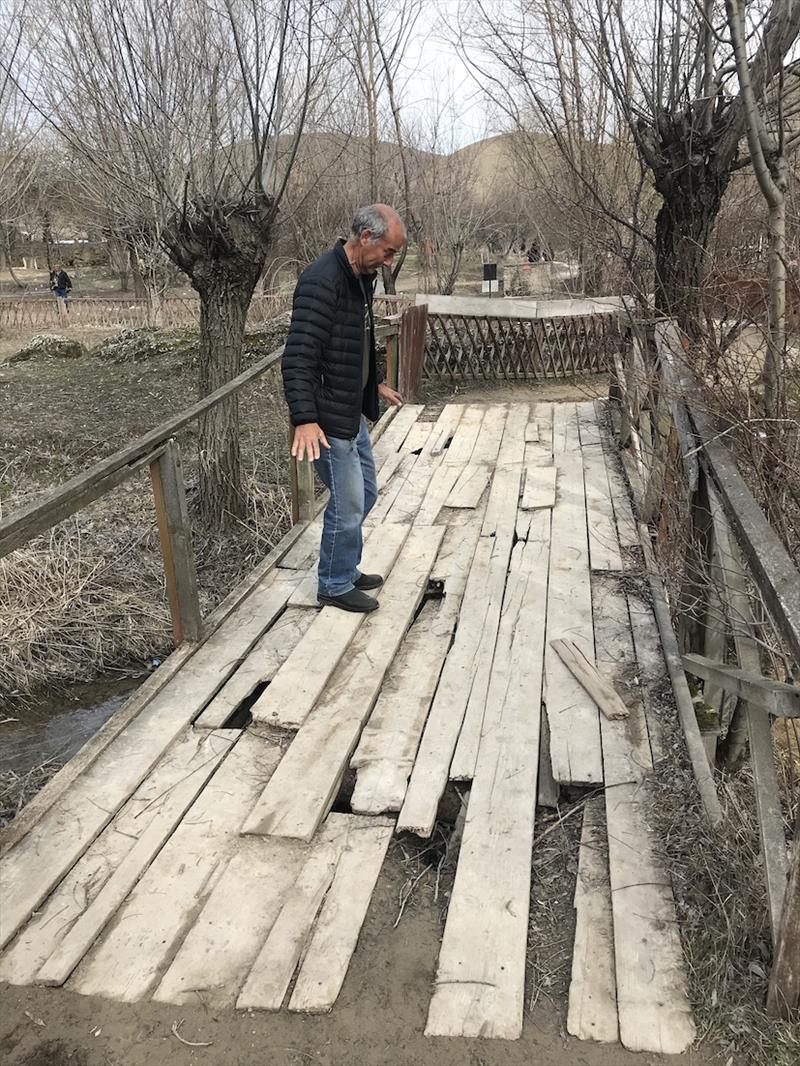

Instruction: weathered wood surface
[567,797,619,1044]
[427,526,549,1039]
[767,810,800,1018]
[242,526,444,840]
[551,639,630,720]
[0,573,294,950]
[682,653,800,716]
[521,464,557,510]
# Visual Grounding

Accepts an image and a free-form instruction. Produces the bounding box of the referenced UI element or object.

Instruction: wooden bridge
[0,303,797,1057]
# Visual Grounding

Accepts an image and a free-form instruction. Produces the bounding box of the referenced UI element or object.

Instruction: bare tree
[12,0,339,526]
[459,0,799,338]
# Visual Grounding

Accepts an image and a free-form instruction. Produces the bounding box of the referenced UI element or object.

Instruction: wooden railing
[424,309,619,382]
[609,314,800,1018]
[0,317,402,643]
[0,292,411,331]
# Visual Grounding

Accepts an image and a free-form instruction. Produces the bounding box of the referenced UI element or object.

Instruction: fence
[610,315,800,1018]
[0,292,411,331]
[424,309,619,382]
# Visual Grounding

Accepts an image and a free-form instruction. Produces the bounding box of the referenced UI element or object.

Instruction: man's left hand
[378,382,404,407]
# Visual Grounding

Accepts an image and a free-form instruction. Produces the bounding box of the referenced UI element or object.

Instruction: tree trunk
[196,275,251,526]
[654,171,728,338]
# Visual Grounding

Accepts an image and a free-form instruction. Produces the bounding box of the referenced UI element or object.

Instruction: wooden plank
[36,730,234,987]
[242,526,445,841]
[567,796,619,1044]
[551,639,630,720]
[235,815,352,1011]
[576,400,603,448]
[66,731,282,1002]
[0,574,295,951]
[384,448,444,525]
[582,441,625,571]
[429,513,482,583]
[251,524,408,729]
[287,567,322,608]
[481,462,522,538]
[594,577,695,1054]
[370,403,425,471]
[682,653,800,716]
[278,517,323,570]
[195,608,315,729]
[445,464,491,509]
[371,452,417,521]
[419,403,464,460]
[496,402,529,465]
[470,404,508,464]
[0,731,230,985]
[400,421,433,454]
[443,404,484,464]
[525,422,540,442]
[544,421,603,785]
[521,464,557,510]
[288,817,393,1013]
[153,835,307,1007]
[0,517,308,857]
[600,426,640,549]
[414,463,463,526]
[397,537,495,836]
[426,527,549,1038]
[350,590,463,815]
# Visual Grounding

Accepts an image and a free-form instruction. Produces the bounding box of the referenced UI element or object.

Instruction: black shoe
[354,573,384,591]
[318,588,379,613]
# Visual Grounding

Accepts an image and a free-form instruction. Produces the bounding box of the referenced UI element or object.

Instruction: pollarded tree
[15,0,340,526]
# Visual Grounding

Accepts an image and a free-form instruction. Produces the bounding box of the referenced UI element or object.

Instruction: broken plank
[371,452,417,520]
[0,573,294,952]
[521,465,557,510]
[426,526,549,1039]
[445,464,491,509]
[550,638,630,720]
[567,796,619,1044]
[370,403,425,471]
[429,513,482,584]
[67,731,283,1002]
[195,608,315,729]
[525,422,540,443]
[420,404,464,460]
[384,448,443,524]
[250,524,408,729]
[350,590,464,815]
[400,421,433,454]
[443,404,485,464]
[414,463,463,526]
[398,538,494,837]
[36,730,234,987]
[242,525,445,841]
[288,817,393,1013]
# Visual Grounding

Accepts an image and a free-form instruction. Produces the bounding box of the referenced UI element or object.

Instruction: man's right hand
[291,423,330,462]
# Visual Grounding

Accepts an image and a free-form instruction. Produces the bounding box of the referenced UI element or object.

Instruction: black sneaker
[354,573,384,591]
[318,588,380,613]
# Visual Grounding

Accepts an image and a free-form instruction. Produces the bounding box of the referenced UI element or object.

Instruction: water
[0,674,144,776]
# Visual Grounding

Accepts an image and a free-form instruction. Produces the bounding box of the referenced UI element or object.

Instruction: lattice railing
[424,311,619,382]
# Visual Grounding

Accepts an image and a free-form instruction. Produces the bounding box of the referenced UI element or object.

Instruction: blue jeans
[314,417,378,597]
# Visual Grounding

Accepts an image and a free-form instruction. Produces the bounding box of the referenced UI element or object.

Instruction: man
[282,204,405,613]
[49,263,72,310]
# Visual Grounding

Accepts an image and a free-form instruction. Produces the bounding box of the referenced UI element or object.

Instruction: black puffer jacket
[282,240,383,440]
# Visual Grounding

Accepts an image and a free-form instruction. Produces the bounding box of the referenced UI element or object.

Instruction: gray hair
[350,205,390,243]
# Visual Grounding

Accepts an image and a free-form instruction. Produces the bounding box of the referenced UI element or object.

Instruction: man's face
[358,221,405,272]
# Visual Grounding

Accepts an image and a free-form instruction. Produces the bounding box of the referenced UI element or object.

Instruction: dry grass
[0,758,63,830]
[649,711,799,1066]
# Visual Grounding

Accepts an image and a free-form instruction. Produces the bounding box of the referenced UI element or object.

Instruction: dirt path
[0,846,728,1066]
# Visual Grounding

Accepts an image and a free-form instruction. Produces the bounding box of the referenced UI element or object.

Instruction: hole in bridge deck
[215,681,271,730]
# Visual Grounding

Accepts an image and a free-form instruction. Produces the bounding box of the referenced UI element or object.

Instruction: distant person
[282,204,406,614]
[50,264,72,310]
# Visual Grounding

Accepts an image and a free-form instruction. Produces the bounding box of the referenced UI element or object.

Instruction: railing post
[767,810,800,1018]
[385,331,399,391]
[288,422,316,525]
[149,438,202,645]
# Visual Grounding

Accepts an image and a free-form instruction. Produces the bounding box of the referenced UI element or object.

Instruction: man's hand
[292,423,330,462]
[378,382,404,407]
